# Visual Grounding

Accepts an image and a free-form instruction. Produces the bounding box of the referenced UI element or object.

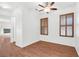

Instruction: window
[60,13,74,37]
[40,18,48,35]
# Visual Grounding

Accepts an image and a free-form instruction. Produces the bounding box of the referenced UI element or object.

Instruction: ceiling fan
[35,2,57,13]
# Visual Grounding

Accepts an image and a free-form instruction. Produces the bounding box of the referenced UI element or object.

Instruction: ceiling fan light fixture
[44,7,50,12]
[36,2,57,13]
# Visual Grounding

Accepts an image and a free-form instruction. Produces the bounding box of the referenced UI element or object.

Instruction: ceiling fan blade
[38,4,45,8]
[51,8,57,10]
[45,2,48,7]
[39,9,44,11]
[50,2,55,6]
[35,9,43,12]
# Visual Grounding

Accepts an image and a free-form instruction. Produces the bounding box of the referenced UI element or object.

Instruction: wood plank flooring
[0,38,78,57]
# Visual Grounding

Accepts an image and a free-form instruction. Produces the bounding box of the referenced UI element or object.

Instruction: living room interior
[0,2,79,57]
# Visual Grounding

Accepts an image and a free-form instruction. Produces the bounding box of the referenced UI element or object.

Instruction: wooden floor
[0,38,78,57]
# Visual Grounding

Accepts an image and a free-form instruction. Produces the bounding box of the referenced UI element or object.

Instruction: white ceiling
[0,2,76,11]
[18,2,76,10]
[0,2,76,16]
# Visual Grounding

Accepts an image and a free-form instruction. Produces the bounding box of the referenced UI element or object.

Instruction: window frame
[40,18,48,35]
[59,13,74,37]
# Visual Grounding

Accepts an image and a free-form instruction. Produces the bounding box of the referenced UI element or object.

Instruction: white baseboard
[15,42,24,48]
[15,40,39,48]
[75,47,79,56]
[41,39,74,47]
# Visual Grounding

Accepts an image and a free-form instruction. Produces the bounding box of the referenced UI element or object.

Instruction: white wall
[22,8,40,47]
[11,5,40,48]
[75,3,79,55]
[39,7,77,46]
[11,7,23,47]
